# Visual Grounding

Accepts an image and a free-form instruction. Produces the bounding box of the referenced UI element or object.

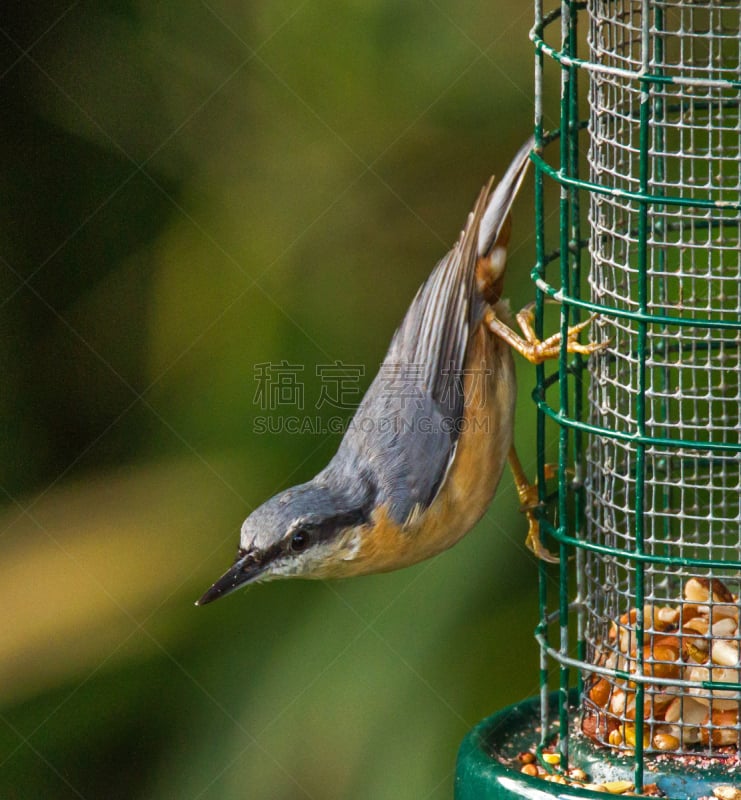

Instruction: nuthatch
[197,139,603,606]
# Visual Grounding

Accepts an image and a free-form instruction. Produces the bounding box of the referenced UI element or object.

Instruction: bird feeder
[456,1,741,797]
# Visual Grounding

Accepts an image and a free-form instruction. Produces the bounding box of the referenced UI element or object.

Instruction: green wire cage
[457,1,741,797]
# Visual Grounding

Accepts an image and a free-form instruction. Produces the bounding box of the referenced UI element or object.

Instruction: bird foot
[524,511,559,563]
[508,452,559,563]
[485,302,609,365]
[517,464,559,563]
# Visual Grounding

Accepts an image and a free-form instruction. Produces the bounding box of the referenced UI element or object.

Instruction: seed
[684,577,710,603]
[618,627,636,656]
[610,689,627,715]
[683,640,709,664]
[700,708,741,746]
[656,606,679,627]
[711,617,737,637]
[645,643,681,680]
[518,751,536,765]
[568,768,588,781]
[714,787,741,800]
[652,732,679,751]
[623,724,649,749]
[664,697,680,723]
[654,634,680,651]
[619,609,637,626]
[608,729,623,746]
[602,780,635,794]
[589,677,611,707]
[520,764,538,777]
[683,617,709,635]
[711,639,739,668]
[685,576,735,603]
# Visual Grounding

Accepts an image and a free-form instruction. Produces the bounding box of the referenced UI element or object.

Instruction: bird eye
[289,528,310,553]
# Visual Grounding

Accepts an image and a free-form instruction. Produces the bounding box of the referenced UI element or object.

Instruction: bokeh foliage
[1,2,553,797]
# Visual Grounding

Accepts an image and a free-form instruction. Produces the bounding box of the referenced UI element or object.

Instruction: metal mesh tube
[531,0,741,784]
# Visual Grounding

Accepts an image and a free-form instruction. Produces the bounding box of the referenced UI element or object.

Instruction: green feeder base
[455,692,741,800]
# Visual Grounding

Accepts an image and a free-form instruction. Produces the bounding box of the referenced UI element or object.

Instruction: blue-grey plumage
[197,138,587,606]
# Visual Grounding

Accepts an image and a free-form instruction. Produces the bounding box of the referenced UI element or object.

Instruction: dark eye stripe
[258,508,371,564]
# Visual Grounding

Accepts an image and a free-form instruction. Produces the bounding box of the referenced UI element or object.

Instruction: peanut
[714,787,741,800]
[700,708,741,746]
[652,731,680,751]
[644,643,680,680]
[589,677,611,707]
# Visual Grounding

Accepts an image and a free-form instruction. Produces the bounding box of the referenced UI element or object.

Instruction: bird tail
[477,136,534,261]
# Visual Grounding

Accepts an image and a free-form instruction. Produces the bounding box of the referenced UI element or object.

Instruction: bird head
[196,480,368,605]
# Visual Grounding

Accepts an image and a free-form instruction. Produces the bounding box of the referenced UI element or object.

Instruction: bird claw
[524,511,560,563]
[508,452,560,563]
[485,304,609,365]
[518,477,559,564]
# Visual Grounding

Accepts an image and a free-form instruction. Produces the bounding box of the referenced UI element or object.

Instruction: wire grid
[531,0,741,788]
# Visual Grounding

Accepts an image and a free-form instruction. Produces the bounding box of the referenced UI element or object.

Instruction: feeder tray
[456,692,741,799]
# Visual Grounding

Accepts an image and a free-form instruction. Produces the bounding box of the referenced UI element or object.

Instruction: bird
[196,138,603,606]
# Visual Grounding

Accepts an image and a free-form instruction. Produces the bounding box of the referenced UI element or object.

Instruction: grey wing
[327,140,533,526]
[330,184,491,525]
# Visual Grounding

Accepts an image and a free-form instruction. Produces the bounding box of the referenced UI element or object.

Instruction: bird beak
[195,552,266,606]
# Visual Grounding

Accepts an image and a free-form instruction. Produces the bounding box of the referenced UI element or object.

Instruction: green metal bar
[530,276,741,329]
[630,4,654,785]
[653,0,673,569]
[534,631,741,694]
[532,276,741,329]
[530,19,741,91]
[539,517,741,570]
[533,0,551,749]
[530,152,741,211]
[532,396,741,453]
[541,214,741,263]
[566,0,586,704]
[557,0,572,766]
[542,100,740,135]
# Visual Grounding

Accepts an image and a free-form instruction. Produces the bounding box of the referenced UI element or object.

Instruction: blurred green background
[0,2,559,798]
